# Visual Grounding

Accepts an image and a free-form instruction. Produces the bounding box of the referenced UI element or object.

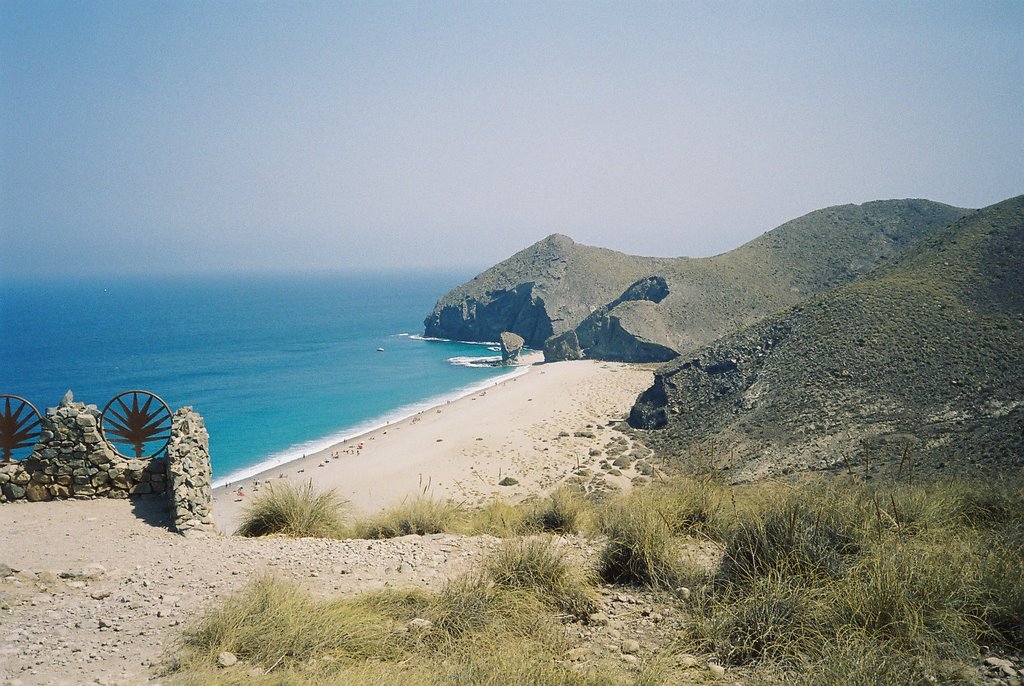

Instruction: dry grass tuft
[598,489,682,587]
[356,495,463,538]
[485,537,598,619]
[235,480,349,538]
[522,486,593,534]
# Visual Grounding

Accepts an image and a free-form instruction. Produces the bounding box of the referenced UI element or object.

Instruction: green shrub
[235,480,348,538]
[427,575,552,644]
[717,498,858,586]
[957,481,1024,542]
[686,570,819,666]
[833,540,980,656]
[459,499,528,537]
[974,542,1024,647]
[787,629,961,686]
[646,476,724,538]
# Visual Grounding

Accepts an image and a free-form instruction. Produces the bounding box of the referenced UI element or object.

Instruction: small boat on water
[376,347,385,352]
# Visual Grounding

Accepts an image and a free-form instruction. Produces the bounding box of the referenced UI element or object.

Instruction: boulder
[24,483,52,502]
[217,651,238,668]
[499,331,525,364]
[2,483,25,501]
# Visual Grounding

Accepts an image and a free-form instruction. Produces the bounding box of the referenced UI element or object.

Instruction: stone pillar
[166,407,215,535]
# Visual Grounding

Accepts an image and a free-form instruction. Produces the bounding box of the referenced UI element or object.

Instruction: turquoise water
[0,272,515,483]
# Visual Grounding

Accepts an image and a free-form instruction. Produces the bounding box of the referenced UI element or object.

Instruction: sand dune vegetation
[186,473,1023,685]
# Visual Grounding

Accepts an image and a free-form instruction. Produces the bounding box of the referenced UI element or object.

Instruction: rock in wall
[0,392,164,502]
[166,407,215,535]
[427,283,555,347]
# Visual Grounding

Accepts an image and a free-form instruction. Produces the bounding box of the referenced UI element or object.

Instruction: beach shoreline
[210,354,534,489]
[211,357,654,533]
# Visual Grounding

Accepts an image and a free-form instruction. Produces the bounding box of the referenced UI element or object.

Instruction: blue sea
[0,272,520,484]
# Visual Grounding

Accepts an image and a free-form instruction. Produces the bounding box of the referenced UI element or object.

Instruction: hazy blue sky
[2,1,1022,277]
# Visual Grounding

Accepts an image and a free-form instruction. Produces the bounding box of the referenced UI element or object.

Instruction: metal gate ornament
[0,395,42,462]
[100,390,173,459]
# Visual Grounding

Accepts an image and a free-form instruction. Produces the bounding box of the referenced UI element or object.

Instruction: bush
[832,535,990,659]
[646,476,723,538]
[485,537,598,618]
[235,480,348,538]
[687,570,819,666]
[787,629,959,686]
[523,487,592,534]
[357,496,462,538]
[181,576,397,669]
[460,499,528,537]
[974,541,1024,647]
[717,498,858,586]
[427,574,552,644]
[598,492,681,587]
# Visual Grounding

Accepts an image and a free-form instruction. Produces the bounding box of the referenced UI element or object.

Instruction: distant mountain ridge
[629,195,1024,478]
[424,200,969,360]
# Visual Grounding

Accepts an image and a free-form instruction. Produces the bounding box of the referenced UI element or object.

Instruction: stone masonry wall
[165,407,215,534]
[0,392,164,503]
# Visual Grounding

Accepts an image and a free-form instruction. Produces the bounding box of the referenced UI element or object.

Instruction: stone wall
[0,392,164,502]
[166,407,215,535]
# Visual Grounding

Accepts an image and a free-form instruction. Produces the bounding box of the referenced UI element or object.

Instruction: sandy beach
[211,357,654,532]
[0,357,654,684]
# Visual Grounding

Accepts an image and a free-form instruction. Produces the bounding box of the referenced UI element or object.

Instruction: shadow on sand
[129,494,174,530]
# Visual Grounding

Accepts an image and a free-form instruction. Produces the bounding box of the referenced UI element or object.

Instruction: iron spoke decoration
[100,390,172,459]
[0,395,42,462]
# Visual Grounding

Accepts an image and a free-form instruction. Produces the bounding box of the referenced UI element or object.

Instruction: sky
[2,1,1022,277]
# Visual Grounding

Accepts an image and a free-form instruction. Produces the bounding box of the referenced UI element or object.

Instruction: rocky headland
[424,200,968,362]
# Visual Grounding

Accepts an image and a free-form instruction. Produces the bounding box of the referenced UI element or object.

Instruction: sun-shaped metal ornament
[100,390,173,459]
[0,395,42,462]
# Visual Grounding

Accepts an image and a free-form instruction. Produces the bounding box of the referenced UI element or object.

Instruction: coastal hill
[630,194,1024,478]
[424,200,968,360]
[423,233,675,348]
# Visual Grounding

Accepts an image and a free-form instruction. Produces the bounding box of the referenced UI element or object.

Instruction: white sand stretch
[211,358,654,532]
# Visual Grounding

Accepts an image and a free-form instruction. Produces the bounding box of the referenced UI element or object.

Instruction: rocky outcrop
[427,201,969,361]
[424,234,668,348]
[499,331,525,364]
[545,276,678,362]
[629,195,1024,481]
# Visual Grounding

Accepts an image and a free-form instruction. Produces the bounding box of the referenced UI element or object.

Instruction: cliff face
[425,200,969,358]
[423,234,670,347]
[427,281,554,347]
[543,276,678,363]
[630,195,1024,479]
